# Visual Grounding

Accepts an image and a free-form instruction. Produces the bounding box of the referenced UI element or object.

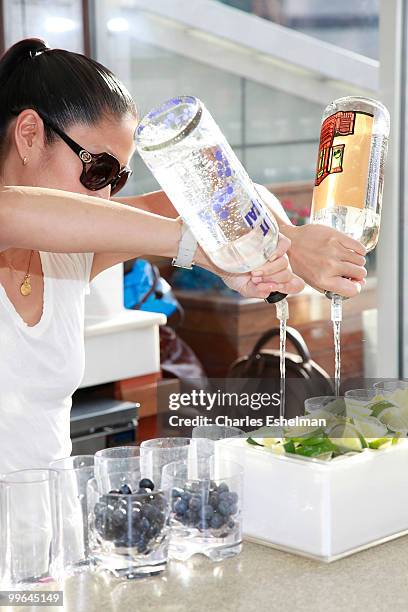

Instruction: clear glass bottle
[135,96,280,274]
[311,96,390,253]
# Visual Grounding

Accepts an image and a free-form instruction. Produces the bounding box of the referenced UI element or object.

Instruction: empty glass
[140,438,195,489]
[87,450,170,578]
[49,455,95,575]
[0,469,61,589]
[162,456,243,562]
[192,425,244,440]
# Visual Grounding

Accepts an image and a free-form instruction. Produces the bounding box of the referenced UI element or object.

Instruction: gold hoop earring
[22,157,28,166]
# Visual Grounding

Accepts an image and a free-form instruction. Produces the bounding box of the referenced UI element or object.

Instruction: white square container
[216,438,408,562]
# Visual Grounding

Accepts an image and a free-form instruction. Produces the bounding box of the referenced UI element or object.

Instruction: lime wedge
[367,437,393,449]
[284,424,324,439]
[328,423,364,452]
[377,407,408,433]
[353,416,388,440]
[303,408,339,429]
[370,400,395,418]
[247,425,284,439]
[388,389,408,414]
[262,437,283,449]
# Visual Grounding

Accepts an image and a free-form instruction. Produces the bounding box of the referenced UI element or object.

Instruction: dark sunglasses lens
[110,169,131,196]
[81,154,119,191]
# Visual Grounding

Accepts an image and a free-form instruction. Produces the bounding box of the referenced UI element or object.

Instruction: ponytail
[0,37,137,164]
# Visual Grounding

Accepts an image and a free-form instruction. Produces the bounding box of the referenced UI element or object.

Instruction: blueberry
[198,519,210,531]
[189,496,202,512]
[142,504,155,520]
[189,481,203,494]
[218,491,230,502]
[119,483,132,495]
[202,504,214,521]
[218,482,229,494]
[185,509,198,525]
[154,493,167,510]
[139,478,155,491]
[227,519,235,529]
[218,501,230,516]
[209,492,219,508]
[174,499,188,515]
[229,503,238,516]
[137,487,149,495]
[181,491,191,503]
[112,508,125,527]
[209,480,218,492]
[94,502,106,518]
[138,537,147,553]
[229,492,239,505]
[172,487,183,499]
[210,514,224,529]
[140,517,150,532]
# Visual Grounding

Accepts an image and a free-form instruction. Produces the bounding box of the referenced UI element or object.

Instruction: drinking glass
[344,389,377,418]
[0,469,61,589]
[192,425,244,440]
[140,438,196,489]
[49,455,95,574]
[304,396,346,417]
[372,381,408,432]
[94,446,141,493]
[162,456,243,562]
[87,450,170,578]
[373,380,408,397]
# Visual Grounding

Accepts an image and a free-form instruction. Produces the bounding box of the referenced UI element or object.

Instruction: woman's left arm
[92,188,304,299]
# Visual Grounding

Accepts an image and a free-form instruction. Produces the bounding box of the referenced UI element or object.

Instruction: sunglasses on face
[12,109,132,196]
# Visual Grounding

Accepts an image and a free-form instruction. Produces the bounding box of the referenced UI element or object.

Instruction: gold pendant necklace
[20,250,34,296]
[0,250,34,297]
[20,274,32,296]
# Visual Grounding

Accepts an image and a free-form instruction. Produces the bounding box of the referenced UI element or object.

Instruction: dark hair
[0,38,138,164]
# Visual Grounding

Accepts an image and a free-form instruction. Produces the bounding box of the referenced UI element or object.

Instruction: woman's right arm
[0,185,181,257]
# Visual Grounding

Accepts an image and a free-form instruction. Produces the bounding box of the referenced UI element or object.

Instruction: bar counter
[59,536,408,612]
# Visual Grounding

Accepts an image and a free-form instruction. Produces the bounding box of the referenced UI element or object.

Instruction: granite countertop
[60,537,408,612]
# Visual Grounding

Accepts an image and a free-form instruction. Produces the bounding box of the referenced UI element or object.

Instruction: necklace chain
[0,250,34,296]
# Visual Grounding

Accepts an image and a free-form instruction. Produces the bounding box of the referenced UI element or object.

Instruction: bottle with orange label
[311,96,390,258]
[310,96,390,393]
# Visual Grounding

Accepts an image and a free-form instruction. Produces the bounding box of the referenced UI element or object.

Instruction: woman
[0,39,366,475]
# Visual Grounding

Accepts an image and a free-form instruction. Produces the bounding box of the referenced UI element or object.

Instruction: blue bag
[124,259,179,317]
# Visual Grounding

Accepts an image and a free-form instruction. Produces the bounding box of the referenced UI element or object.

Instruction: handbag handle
[249,326,311,364]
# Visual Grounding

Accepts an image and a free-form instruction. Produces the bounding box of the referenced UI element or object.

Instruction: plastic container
[216,437,408,562]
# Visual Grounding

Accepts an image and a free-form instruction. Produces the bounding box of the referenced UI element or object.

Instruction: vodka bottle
[310,96,390,395]
[135,96,286,303]
[311,96,390,256]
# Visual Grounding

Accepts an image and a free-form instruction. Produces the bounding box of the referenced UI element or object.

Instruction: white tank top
[0,251,94,475]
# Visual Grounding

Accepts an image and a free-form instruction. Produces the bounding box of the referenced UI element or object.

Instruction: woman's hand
[281,224,367,298]
[195,233,305,299]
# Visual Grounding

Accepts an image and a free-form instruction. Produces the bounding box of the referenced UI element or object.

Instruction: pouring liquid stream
[276,299,289,418]
[330,295,343,396]
[279,319,287,418]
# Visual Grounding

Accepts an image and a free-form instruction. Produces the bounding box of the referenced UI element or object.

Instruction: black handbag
[227,326,334,418]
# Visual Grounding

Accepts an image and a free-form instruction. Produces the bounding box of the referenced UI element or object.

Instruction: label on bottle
[312,111,374,213]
